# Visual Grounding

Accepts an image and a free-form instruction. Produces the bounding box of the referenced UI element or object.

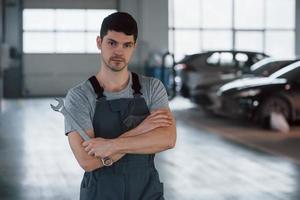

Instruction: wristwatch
[101,157,114,166]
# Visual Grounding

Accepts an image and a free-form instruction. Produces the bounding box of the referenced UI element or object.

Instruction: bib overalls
[80,72,164,200]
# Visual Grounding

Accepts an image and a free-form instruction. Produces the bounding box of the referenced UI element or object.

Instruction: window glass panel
[234,0,264,29]
[207,52,220,65]
[56,9,85,31]
[235,31,263,52]
[202,30,232,51]
[219,52,235,67]
[86,32,99,53]
[235,53,248,62]
[23,9,117,54]
[169,30,174,54]
[266,0,295,29]
[23,32,55,53]
[173,0,201,28]
[174,30,201,60]
[265,31,295,58]
[56,32,85,53]
[23,9,55,30]
[168,0,174,27]
[169,0,296,60]
[86,9,116,31]
[202,0,232,28]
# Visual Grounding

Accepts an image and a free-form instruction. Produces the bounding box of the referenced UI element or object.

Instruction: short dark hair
[100,12,138,42]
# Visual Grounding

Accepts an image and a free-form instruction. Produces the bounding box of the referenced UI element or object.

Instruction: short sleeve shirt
[64,72,169,135]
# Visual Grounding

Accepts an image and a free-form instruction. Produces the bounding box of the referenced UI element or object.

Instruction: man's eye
[124,44,133,48]
[108,41,116,46]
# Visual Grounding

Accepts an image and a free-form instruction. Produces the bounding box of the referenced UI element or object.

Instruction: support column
[3,0,23,98]
[296,0,300,56]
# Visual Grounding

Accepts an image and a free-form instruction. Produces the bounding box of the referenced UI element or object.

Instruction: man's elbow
[166,129,176,149]
[167,136,176,149]
[79,160,96,172]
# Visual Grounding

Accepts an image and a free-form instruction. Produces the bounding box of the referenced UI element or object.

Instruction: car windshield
[269,61,300,80]
[252,60,295,77]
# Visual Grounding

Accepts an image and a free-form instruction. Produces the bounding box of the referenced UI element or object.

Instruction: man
[64,12,176,200]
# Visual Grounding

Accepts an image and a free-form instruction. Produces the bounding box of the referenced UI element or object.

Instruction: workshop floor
[1,97,300,200]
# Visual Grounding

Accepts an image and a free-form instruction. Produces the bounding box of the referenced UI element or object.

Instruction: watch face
[102,157,113,166]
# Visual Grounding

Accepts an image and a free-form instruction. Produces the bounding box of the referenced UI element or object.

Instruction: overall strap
[131,72,142,96]
[88,76,105,99]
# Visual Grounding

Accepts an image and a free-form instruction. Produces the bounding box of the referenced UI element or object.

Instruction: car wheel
[256,96,291,127]
[180,84,190,98]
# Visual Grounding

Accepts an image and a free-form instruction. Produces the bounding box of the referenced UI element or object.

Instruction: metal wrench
[51,97,91,141]
[50,97,113,166]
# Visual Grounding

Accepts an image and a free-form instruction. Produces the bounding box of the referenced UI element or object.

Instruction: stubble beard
[103,57,128,72]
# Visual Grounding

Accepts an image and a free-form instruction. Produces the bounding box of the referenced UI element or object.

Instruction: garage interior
[1,0,300,200]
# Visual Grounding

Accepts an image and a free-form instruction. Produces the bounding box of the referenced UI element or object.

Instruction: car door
[206,52,237,82]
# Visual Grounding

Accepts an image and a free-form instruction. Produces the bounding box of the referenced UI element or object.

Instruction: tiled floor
[1,98,300,200]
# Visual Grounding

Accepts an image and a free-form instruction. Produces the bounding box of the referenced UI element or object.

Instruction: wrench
[51,97,91,141]
[50,98,113,166]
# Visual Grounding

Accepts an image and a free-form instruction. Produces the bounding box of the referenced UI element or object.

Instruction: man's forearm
[113,124,176,154]
[81,126,159,171]
[83,152,125,172]
[82,109,176,158]
[119,126,142,138]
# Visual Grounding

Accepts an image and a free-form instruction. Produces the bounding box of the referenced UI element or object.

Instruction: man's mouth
[111,58,124,62]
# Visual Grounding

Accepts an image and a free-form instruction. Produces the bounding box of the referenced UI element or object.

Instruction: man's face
[97,31,136,72]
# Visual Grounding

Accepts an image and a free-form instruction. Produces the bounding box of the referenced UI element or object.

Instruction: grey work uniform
[64,72,169,200]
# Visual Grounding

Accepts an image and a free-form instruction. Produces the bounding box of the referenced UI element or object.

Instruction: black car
[217,61,300,123]
[250,58,299,77]
[193,58,299,111]
[175,50,269,98]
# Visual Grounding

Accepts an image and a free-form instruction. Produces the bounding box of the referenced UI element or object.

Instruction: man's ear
[133,41,137,49]
[96,36,102,50]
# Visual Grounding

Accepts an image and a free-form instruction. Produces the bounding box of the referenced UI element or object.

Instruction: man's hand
[82,138,116,158]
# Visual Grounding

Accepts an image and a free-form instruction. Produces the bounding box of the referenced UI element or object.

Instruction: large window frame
[23,9,116,54]
[169,0,295,61]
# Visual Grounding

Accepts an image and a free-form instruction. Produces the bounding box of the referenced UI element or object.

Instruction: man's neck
[96,66,130,92]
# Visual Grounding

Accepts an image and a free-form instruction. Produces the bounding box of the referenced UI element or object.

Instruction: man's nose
[114,45,124,55]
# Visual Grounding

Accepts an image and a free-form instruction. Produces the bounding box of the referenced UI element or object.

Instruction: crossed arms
[68,108,176,172]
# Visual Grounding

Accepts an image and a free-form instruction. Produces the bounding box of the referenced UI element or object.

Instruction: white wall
[23,54,99,96]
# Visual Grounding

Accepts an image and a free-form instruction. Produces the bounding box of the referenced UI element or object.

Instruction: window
[265,31,295,58]
[219,52,235,67]
[173,0,201,28]
[23,9,116,53]
[234,0,264,29]
[235,31,264,52]
[207,52,235,67]
[202,0,232,29]
[174,30,201,60]
[207,52,220,65]
[169,0,295,60]
[265,0,295,29]
[202,31,232,51]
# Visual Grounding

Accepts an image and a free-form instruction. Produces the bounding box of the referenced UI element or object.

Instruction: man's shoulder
[137,74,163,88]
[67,79,94,99]
[134,73,169,110]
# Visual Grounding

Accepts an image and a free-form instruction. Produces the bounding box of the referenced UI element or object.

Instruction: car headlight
[235,89,261,97]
